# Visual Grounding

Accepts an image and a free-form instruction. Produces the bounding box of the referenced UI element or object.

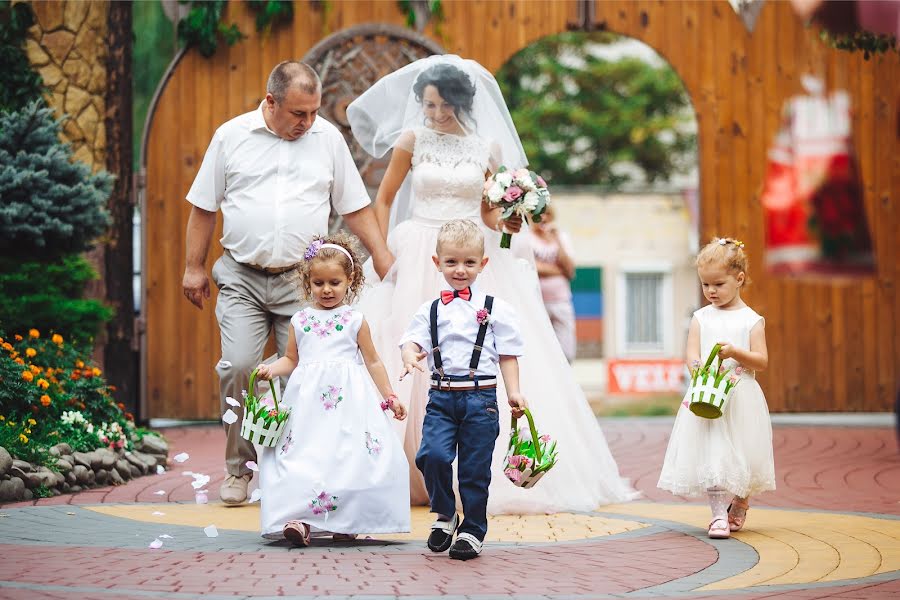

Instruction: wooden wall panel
[144,0,899,418]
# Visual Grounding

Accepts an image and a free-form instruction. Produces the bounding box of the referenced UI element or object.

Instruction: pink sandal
[283,520,311,547]
[708,517,730,539]
[728,498,750,532]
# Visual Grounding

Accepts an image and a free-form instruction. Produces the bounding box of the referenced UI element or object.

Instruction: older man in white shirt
[182,61,393,505]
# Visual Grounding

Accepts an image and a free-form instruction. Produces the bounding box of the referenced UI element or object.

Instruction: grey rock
[49,446,60,457]
[98,449,116,469]
[72,452,92,468]
[0,477,23,501]
[21,488,32,501]
[61,454,75,466]
[0,446,12,476]
[129,451,157,471]
[108,468,125,485]
[128,464,141,479]
[73,464,90,485]
[50,443,72,455]
[137,434,168,455]
[69,485,82,493]
[11,460,32,472]
[9,466,29,484]
[53,471,65,486]
[94,468,108,485]
[84,468,95,485]
[59,482,70,493]
[24,468,57,489]
[55,459,72,473]
[65,470,77,484]
[50,487,61,496]
[89,451,103,470]
[114,460,132,480]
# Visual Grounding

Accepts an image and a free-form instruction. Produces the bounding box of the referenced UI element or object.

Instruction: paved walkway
[1,418,898,599]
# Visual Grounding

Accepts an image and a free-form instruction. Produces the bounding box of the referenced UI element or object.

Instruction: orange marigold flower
[21,371,34,382]
[92,367,102,377]
[117,402,125,410]
[14,358,24,365]
[2,342,12,352]
[78,401,86,409]
[125,412,134,421]
[30,365,41,375]
[37,378,49,389]
[108,385,117,391]
[14,335,22,341]
[40,395,51,407]
[75,360,84,368]
[51,334,63,345]
[28,329,39,339]
[25,348,36,358]
[83,369,93,378]
[70,371,81,381]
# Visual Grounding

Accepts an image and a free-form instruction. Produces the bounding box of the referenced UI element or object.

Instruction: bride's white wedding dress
[359,127,635,514]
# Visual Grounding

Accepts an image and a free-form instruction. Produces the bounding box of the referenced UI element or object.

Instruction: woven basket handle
[509,407,542,464]
[248,368,281,412]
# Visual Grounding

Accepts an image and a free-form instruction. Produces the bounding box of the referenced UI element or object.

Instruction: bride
[348,55,635,514]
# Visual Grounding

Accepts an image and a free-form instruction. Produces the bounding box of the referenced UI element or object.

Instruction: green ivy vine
[178,0,294,58]
[397,0,444,33]
[819,29,898,60]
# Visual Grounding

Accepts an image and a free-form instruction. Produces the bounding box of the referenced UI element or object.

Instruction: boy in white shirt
[400,219,527,560]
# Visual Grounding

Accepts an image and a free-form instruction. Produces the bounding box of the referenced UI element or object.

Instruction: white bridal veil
[347,54,528,229]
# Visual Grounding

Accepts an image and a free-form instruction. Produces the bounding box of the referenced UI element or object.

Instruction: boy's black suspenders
[430,295,494,387]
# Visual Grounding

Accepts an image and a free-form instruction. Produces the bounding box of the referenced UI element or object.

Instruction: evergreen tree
[497,32,696,187]
[0,1,45,113]
[0,100,112,260]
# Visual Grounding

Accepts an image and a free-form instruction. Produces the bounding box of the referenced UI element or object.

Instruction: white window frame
[616,263,673,356]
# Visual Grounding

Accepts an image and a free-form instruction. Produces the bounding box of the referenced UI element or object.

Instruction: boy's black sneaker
[426,513,459,552]
[449,532,483,560]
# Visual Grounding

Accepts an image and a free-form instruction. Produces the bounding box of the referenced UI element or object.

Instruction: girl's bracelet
[380,394,397,411]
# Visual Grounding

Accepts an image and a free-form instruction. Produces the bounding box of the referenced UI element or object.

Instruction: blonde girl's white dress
[658,304,776,498]
[259,307,410,538]
[359,128,635,514]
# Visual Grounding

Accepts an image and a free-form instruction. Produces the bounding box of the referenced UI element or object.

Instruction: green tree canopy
[0,0,44,113]
[496,32,696,188]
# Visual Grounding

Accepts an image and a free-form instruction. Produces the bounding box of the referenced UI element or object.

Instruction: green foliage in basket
[243,368,290,426]
[689,343,740,395]
[506,408,558,477]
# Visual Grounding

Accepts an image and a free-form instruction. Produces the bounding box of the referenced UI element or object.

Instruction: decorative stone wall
[23,0,109,172]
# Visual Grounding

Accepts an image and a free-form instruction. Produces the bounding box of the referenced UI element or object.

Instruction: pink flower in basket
[503,186,523,202]
[267,408,279,418]
[260,394,275,408]
[504,468,522,483]
[539,434,551,443]
[476,308,490,325]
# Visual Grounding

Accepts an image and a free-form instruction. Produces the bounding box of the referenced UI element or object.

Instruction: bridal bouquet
[239,368,291,447]
[483,166,551,249]
[504,408,558,488]
[687,344,741,419]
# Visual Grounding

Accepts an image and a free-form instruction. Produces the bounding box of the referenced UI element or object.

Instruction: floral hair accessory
[304,239,324,260]
[476,308,490,325]
[718,238,727,246]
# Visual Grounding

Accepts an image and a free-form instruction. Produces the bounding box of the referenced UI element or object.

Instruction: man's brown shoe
[219,474,252,505]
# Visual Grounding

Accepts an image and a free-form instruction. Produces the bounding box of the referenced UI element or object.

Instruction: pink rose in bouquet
[483,166,551,249]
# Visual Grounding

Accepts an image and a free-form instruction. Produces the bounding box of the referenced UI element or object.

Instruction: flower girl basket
[503,408,558,488]
[688,344,740,420]
[239,368,290,447]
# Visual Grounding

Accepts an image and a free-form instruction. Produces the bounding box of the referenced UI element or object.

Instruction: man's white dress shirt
[399,286,524,377]
[186,102,370,268]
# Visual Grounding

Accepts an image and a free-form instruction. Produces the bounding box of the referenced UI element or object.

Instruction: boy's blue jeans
[415,385,500,541]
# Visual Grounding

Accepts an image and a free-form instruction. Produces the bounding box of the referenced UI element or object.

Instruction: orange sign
[607,359,686,394]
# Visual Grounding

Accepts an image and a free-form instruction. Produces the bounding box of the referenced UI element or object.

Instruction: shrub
[0,255,113,344]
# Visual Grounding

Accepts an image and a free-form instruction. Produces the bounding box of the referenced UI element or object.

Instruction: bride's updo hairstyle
[413,63,477,127]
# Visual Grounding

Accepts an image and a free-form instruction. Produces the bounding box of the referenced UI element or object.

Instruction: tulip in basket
[504,408,558,488]
[687,344,741,419]
[240,368,291,447]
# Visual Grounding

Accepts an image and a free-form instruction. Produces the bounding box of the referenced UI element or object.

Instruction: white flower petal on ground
[181,471,194,476]
[152,511,165,516]
[249,488,262,503]
[149,538,163,549]
[203,525,219,538]
[153,490,166,496]
[156,465,165,475]
[173,452,189,463]
[245,461,259,472]
[225,396,240,407]
[190,474,210,489]
[159,534,173,539]
[222,409,238,425]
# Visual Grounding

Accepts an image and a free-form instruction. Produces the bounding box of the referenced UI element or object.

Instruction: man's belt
[226,250,300,275]
[430,377,497,391]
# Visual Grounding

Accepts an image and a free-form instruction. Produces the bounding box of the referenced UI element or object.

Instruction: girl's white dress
[658,305,776,498]
[359,128,635,514]
[260,307,410,537]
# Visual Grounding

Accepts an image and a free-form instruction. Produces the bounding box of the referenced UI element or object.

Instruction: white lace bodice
[410,128,492,222]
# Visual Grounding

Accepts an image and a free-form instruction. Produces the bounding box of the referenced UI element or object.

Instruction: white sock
[707,487,730,522]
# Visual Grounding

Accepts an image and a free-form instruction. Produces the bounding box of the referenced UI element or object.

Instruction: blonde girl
[658,237,775,539]
[256,232,410,546]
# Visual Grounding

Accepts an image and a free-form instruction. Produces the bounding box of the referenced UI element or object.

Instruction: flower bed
[0,329,167,502]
